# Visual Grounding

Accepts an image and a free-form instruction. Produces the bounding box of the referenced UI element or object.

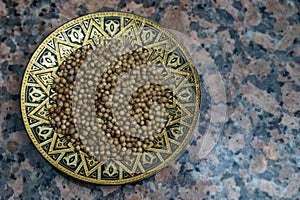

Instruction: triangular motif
[116,154,140,176]
[120,25,141,46]
[164,73,186,88]
[147,130,172,154]
[48,133,74,154]
[134,167,142,175]
[93,17,103,26]
[179,64,192,73]
[158,152,170,160]
[187,75,195,84]
[54,38,81,65]
[185,104,196,114]
[30,64,45,72]
[83,20,110,48]
[167,104,188,121]
[26,106,35,113]
[34,104,49,121]
[42,143,51,152]
[80,152,104,176]
[47,39,55,50]
[78,167,86,176]
[123,170,132,179]
[183,115,194,124]
[35,72,54,87]
[158,33,168,42]
[88,171,97,179]
[30,68,57,94]
[58,43,73,58]
[27,116,39,125]
[135,20,143,30]
[147,43,168,64]
[50,154,59,161]
[55,32,65,41]
[89,26,104,46]
[161,67,169,77]
[28,94,49,124]
[123,17,132,27]
[169,142,178,152]
[83,20,90,29]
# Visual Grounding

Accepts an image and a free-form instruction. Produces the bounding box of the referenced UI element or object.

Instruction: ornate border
[20,12,200,184]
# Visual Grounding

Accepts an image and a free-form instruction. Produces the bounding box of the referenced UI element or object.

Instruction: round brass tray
[21,12,200,184]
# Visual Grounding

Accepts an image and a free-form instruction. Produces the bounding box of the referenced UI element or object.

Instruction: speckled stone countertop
[1,0,299,199]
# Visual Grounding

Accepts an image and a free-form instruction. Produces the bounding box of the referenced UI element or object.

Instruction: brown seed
[48,45,171,154]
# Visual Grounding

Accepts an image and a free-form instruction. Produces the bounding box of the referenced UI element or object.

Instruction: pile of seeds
[49,40,170,160]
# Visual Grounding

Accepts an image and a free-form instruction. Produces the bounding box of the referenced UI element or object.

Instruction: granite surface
[0,0,299,199]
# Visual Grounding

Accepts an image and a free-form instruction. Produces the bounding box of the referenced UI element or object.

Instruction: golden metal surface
[21,12,200,184]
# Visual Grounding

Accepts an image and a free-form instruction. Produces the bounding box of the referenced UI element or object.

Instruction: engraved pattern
[21,12,200,184]
[105,20,120,36]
